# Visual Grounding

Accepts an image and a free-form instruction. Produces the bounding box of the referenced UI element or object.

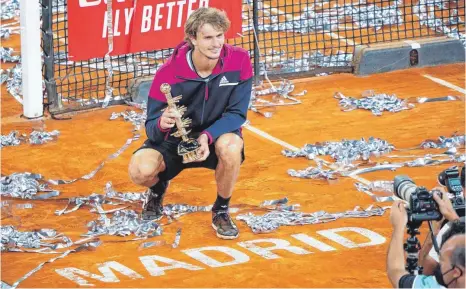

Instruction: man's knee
[215,133,243,164]
[128,149,165,185]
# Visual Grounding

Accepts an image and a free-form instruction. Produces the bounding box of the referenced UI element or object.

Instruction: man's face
[191,23,225,60]
[439,246,464,288]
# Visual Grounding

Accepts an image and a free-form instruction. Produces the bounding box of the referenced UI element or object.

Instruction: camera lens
[394,175,416,202]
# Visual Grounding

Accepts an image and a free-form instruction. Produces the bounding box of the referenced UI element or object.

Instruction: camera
[394,175,442,275]
[394,175,442,223]
[438,166,465,217]
[393,169,465,275]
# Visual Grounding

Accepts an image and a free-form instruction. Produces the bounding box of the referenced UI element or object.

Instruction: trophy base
[178,139,201,164]
[182,151,201,163]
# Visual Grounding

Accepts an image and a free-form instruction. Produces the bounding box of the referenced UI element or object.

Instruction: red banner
[68,0,243,61]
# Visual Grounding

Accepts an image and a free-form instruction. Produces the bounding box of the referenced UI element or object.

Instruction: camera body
[394,175,442,223]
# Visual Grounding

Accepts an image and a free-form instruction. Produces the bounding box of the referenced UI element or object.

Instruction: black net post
[41,0,58,112]
[252,0,260,86]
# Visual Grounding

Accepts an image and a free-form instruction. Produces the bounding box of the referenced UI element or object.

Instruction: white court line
[244,124,299,151]
[243,124,374,196]
[262,4,357,46]
[423,74,466,94]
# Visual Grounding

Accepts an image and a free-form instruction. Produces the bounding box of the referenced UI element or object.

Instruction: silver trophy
[160,83,201,163]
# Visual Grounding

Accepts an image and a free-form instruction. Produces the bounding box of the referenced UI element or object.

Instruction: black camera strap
[428,221,441,254]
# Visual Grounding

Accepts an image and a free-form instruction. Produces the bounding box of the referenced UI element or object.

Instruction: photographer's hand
[390,201,408,230]
[387,201,409,288]
[432,188,460,222]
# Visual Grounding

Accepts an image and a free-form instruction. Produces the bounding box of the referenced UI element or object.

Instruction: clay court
[1,0,465,288]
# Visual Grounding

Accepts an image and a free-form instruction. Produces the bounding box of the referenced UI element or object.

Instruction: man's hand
[195,134,210,162]
[387,201,410,288]
[159,108,181,130]
[390,201,408,231]
[432,187,459,222]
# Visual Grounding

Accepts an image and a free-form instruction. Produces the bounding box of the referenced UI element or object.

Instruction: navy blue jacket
[146,41,253,145]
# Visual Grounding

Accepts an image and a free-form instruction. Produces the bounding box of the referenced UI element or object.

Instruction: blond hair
[184,7,231,47]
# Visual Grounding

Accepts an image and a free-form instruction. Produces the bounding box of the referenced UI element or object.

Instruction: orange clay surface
[1,16,466,289]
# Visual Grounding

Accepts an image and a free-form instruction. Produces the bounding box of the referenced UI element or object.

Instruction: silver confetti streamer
[287,164,339,180]
[346,154,465,177]
[249,79,306,117]
[354,181,396,202]
[1,69,10,84]
[414,95,464,103]
[101,0,114,108]
[1,172,59,199]
[28,130,60,145]
[5,63,22,103]
[419,135,466,149]
[0,47,21,62]
[414,0,466,47]
[337,2,403,31]
[334,91,414,116]
[260,197,288,207]
[61,180,202,227]
[398,154,466,167]
[237,204,389,234]
[343,164,403,176]
[1,130,59,147]
[15,203,33,209]
[282,137,394,165]
[0,131,23,148]
[0,24,20,39]
[1,0,20,21]
[259,197,300,211]
[60,94,125,108]
[246,1,403,34]
[1,225,73,253]
[144,49,174,60]
[55,193,107,216]
[1,200,11,208]
[110,109,146,131]
[56,53,162,76]
[55,182,144,216]
[163,203,213,219]
[138,240,166,250]
[387,153,449,159]
[243,0,399,71]
[8,240,101,289]
[84,209,163,238]
[276,204,301,211]
[172,228,182,248]
[364,180,393,193]
[104,182,145,203]
[261,51,353,74]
